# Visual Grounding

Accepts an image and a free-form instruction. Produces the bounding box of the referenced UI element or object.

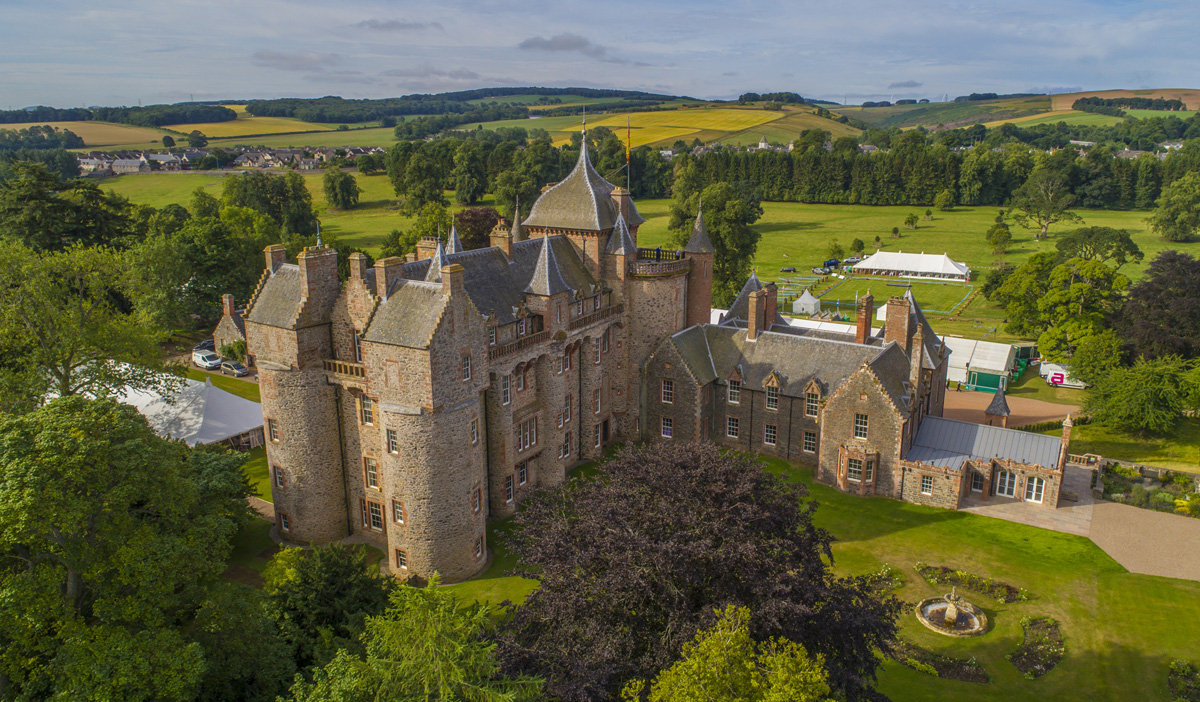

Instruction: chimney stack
[222,293,237,318]
[348,251,369,284]
[884,297,912,354]
[416,236,439,261]
[909,324,924,394]
[374,257,406,300]
[764,282,778,326]
[297,245,338,302]
[747,288,766,341]
[856,289,874,344]
[490,220,513,259]
[265,244,287,273]
[442,263,465,298]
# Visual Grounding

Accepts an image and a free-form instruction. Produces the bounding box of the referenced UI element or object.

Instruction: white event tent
[118,376,265,447]
[850,251,970,281]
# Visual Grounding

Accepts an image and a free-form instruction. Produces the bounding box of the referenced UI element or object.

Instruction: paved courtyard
[942,389,1079,427]
[959,464,1095,537]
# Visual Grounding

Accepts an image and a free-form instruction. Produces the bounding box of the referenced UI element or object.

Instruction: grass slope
[1050,418,1200,473]
[171,104,335,138]
[184,368,261,403]
[832,96,1052,129]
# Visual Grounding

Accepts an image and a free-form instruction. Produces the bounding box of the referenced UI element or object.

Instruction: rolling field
[719,108,862,144]
[982,108,1195,129]
[4,120,167,148]
[170,104,334,137]
[207,126,396,150]
[1050,88,1200,111]
[832,96,1051,129]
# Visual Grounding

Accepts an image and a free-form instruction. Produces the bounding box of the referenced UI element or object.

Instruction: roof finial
[317,222,322,247]
[582,105,586,136]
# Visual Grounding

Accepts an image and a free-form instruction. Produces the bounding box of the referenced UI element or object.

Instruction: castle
[228,136,1071,582]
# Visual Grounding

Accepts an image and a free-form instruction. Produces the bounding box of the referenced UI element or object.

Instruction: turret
[683,205,715,328]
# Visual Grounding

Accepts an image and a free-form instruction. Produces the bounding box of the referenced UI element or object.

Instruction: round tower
[683,204,715,328]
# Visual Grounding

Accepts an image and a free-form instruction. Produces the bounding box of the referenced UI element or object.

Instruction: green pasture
[1044,418,1200,474]
[832,96,1052,129]
[809,277,974,317]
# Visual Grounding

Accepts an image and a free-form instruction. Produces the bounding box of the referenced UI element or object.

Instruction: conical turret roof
[525,236,572,296]
[424,241,446,283]
[985,387,1011,417]
[522,137,619,231]
[605,213,637,256]
[683,203,715,254]
[447,224,464,254]
[511,198,526,242]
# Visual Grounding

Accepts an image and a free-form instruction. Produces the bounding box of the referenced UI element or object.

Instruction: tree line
[0,103,236,127]
[1073,96,1187,112]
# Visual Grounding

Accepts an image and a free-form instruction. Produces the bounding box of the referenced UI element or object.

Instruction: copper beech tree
[495,443,900,702]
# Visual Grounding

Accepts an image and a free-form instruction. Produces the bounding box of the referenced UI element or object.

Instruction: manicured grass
[185,368,261,403]
[1005,366,1086,407]
[756,456,1200,702]
[811,276,974,317]
[444,517,539,610]
[224,517,277,586]
[1051,418,1200,474]
[242,446,271,501]
[6,120,169,148]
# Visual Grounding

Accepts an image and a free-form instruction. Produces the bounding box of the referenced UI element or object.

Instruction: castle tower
[683,204,715,328]
[247,244,347,545]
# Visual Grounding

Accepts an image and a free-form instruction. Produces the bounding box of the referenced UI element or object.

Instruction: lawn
[185,368,260,403]
[1051,418,1200,474]
[1006,366,1086,407]
[810,276,974,318]
[6,120,169,148]
[242,446,271,501]
[764,456,1200,701]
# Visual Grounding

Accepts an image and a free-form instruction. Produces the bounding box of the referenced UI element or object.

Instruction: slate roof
[246,263,301,328]
[683,206,716,254]
[605,213,637,255]
[719,273,785,327]
[447,225,464,254]
[907,416,1062,471]
[667,324,889,399]
[522,139,619,231]
[985,388,1011,417]
[526,236,573,296]
[363,280,448,349]
[401,235,596,326]
[868,342,913,412]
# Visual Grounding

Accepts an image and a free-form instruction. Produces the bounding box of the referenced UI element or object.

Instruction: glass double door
[995,471,1017,498]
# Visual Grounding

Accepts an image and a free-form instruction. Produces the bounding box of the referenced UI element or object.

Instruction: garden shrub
[914,563,1029,603]
[1007,616,1065,679]
[889,640,987,683]
[1168,659,1200,701]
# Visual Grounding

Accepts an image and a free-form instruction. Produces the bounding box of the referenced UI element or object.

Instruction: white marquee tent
[119,376,265,447]
[791,288,821,316]
[850,251,970,280]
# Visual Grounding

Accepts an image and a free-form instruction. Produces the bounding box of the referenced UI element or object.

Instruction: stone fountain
[915,587,988,637]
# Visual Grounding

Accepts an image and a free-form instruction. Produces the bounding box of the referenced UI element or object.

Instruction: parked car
[811,266,831,275]
[192,350,222,370]
[192,338,215,352]
[220,361,250,377]
[822,258,841,269]
[780,266,796,273]
[843,256,862,265]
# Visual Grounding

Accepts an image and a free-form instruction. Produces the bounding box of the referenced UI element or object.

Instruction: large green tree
[0,161,135,250]
[1054,226,1143,270]
[668,181,764,307]
[621,606,833,702]
[1085,355,1200,435]
[289,575,542,701]
[1114,250,1200,360]
[401,151,448,215]
[221,170,317,237]
[1146,171,1200,242]
[0,397,251,700]
[451,139,487,205]
[1010,168,1082,239]
[0,241,174,411]
[322,170,360,210]
[1034,257,1129,362]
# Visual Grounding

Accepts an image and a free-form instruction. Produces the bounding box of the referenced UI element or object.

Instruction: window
[1025,476,1045,503]
[279,513,290,532]
[563,395,572,422]
[726,416,740,438]
[594,339,602,364]
[515,417,537,452]
[593,424,601,448]
[392,499,405,524]
[847,458,863,482]
[364,457,379,489]
[766,386,779,411]
[661,416,673,438]
[593,294,601,311]
[360,395,374,425]
[593,388,601,414]
[727,380,741,404]
[555,357,563,374]
[764,424,777,446]
[661,379,674,404]
[475,536,484,559]
[470,418,479,445]
[803,431,816,453]
[505,475,514,503]
[602,328,610,353]
[996,471,1017,498]
[518,318,526,336]
[971,472,985,492]
[577,299,584,316]
[268,418,279,442]
[864,459,874,482]
[472,488,481,514]
[354,331,363,362]
[560,432,572,459]
[805,392,819,418]
[489,327,497,346]
[563,352,572,372]
[273,466,285,488]
[853,413,868,439]
[516,372,525,391]
[501,376,510,405]
[366,501,384,530]
[518,462,528,486]
[386,429,399,454]
[920,475,934,495]
[395,549,408,569]
[461,355,471,381]
[360,499,368,527]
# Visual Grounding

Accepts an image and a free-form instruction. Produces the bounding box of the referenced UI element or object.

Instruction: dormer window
[805,392,819,418]
[728,380,741,404]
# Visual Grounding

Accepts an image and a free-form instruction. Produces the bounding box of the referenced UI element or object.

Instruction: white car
[192,350,222,370]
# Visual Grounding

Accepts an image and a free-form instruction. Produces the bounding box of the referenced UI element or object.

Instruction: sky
[1,0,1197,108]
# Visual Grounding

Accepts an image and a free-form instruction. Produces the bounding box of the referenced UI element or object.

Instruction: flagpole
[626,116,631,190]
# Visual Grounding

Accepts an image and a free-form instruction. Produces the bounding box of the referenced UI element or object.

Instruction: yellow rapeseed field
[2,120,165,147]
[548,107,785,147]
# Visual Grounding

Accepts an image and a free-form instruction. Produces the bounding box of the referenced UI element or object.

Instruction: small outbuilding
[939,336,1017,392]
[791,288,820,316]
[850,251,970,281]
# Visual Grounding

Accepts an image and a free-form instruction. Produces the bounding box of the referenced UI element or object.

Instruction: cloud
[352,19,443,32]
[252,51,344,73]
[888,80,922,89]
[519,33,609,58]
[382,64,481,81]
